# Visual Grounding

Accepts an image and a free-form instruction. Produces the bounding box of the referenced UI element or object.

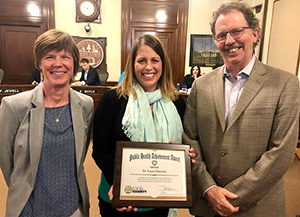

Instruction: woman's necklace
[55,105,67,123]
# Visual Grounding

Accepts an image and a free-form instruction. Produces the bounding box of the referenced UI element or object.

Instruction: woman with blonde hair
[92,34,186,217]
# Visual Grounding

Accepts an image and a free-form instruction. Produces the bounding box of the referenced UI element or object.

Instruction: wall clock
[76,0,101,23]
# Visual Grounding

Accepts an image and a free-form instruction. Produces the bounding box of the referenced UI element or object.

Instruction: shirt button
[220,151,226,157]
[217,176,221,181]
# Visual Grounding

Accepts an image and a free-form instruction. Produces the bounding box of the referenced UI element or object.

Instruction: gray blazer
[0,84,93,217]
[183,59,300,217]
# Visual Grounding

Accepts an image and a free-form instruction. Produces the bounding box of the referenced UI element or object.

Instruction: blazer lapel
[70,89,85,169]
[213,67,226,132]
[29,84,45,180]
[29,87,85,178]
[226,60,267,131]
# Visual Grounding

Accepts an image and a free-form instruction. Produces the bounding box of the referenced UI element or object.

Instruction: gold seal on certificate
[112,141,192,208]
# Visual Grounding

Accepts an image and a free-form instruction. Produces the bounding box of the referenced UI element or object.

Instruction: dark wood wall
[0,0,55,84]
[0,0,189,85]
[121,0,189,84]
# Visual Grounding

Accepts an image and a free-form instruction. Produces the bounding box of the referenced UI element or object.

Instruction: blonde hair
[117,34,177,100]
[34,29,80,76]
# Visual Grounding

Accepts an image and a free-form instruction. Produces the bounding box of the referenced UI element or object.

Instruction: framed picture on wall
[189,34,223,67]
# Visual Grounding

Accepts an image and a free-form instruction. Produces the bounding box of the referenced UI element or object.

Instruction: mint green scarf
[99,84,183,215]
[122,84,183,143]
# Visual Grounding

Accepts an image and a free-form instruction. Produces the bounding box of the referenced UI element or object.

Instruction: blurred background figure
[182,64,201,89]
[118,71,125,84]
[28,67,43,85]
[72,58,100,86]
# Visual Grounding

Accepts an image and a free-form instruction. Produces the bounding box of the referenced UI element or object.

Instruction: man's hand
[189,147,196,164]
[205,186,239,216]
[168,141,196,164]
[70,81,82,86]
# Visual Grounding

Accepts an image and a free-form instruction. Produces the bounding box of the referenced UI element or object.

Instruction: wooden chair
[98,71,109,85]
[0,68,4,84]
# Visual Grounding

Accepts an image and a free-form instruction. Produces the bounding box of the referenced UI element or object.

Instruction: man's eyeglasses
[214,27,251,42]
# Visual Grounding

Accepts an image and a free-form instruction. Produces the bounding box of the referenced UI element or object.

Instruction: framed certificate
[112,141,192,208]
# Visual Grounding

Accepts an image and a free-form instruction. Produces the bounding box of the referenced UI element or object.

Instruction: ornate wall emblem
[77,39,104,68]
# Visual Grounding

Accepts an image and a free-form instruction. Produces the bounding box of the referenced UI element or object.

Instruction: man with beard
[183,2,299,217]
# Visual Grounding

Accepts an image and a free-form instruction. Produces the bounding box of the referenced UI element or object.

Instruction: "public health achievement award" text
[112,141,192,208]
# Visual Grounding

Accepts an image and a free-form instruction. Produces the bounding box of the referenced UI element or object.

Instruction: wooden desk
[72,85,115,108]
[0,84,114,108]
[179,92,189,102]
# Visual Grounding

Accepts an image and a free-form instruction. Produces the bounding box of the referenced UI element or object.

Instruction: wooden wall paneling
[132,27,176,75]
[130,1,178,25]
[0,0,55,84]
[44,0,56,29]
[0,84,115,109]
[121,0,189,84]
[0,0,55,28]
[121,0,131,70]
[0,26,42,84]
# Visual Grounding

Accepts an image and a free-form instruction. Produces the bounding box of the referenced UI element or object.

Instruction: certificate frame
[112,141,193,208]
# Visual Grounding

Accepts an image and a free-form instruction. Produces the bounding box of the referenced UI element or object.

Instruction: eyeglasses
[214,27,251,42]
